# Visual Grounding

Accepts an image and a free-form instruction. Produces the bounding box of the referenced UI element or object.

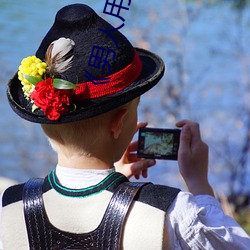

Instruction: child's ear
[110,108,128,139]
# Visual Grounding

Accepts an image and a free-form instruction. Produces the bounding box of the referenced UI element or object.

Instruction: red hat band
[74,49,143,100]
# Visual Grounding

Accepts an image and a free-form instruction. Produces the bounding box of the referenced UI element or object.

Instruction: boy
[1,3,250,249]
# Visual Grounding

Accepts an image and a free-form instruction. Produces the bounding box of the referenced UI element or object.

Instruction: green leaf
[23,74,42,86]
[32,104,39,112]
[71,104,77,112]
[53,78,78,89]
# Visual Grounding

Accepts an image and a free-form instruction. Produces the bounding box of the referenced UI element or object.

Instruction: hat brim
[7,48,165,124]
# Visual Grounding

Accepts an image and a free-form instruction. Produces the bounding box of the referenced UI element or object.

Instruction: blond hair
[41,101,133,156]
[41,111,112,156]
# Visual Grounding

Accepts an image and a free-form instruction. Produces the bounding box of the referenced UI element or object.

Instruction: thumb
[179,125,192,155]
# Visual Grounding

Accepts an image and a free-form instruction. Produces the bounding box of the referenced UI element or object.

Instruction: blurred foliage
[232,0,248,9]
[236,209,250,235]
[185,0,250,8]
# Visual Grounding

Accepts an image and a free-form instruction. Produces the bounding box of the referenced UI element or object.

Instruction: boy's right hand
[176,120,214,196]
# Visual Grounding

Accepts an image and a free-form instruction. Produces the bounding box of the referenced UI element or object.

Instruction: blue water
[1,0,250,195]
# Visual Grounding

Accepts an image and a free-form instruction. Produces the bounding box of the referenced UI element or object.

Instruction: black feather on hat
[7,4,165,124]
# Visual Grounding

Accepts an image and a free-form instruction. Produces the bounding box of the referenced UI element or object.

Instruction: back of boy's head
[41,110,111,154]
[41,100,132,154]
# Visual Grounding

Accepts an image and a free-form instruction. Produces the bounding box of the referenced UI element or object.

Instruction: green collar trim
[47,170,127,198]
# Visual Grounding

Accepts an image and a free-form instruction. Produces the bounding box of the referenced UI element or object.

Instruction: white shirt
[0,165,249,249]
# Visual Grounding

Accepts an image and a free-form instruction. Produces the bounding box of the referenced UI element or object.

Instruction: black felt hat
[7,4,165,124]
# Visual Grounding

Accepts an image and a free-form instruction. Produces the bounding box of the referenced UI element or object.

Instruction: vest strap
[23,177,148,250]
[98,181,148,249]
[23,178,52,250]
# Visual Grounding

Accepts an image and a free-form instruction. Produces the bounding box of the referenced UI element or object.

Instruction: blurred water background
[0,0,250,197]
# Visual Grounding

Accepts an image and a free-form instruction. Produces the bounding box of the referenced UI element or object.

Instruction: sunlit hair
[41,101,134,156]
[41,111,112,156]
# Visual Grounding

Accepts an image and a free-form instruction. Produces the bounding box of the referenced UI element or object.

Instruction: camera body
[137,127,181,160]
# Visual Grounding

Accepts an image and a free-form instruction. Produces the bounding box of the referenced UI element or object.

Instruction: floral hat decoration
[7,4,165,124]
[18,38,77,120]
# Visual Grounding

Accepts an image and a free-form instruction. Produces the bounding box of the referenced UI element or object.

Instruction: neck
[54,132,123,170]
[56,143,115,170]
[57,153,113,170]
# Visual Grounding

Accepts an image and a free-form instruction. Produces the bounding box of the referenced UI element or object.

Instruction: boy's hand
[176,120,214,196]
[115,122,156,179]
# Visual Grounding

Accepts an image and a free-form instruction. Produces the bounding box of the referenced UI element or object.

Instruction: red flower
[30,78,72,120]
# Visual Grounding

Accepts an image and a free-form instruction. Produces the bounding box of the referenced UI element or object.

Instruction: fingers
[142,169,148,178]
[132,159,156,172]
[126,153,139,163]
[136,122,148,132]
[127,121,147,152]
[176,119,202,142]
[125,122,147,154]
[135,169,148,179]
[177,119,205,163]
[127,141,138,152]
[131,159,155,179]
[178,125,192,156]
[118,158,155,179]
[126,142,140,163]
[131,159,156,179]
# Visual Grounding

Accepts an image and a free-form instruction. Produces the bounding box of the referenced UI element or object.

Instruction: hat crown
[55,4,97,27]
[36,4,134,84]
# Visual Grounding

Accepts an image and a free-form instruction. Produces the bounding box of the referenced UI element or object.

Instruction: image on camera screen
[142,132,174,156]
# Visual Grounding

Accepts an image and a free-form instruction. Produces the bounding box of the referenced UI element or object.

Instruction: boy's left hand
[114,122,156,179]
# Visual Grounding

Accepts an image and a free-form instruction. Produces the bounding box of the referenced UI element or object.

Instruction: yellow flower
[18,56,47,97]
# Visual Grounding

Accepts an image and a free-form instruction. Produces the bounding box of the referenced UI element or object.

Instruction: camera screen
[137,128,180,160]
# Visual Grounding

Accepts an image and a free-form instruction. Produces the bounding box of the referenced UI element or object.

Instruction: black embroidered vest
[2,173,180,249]
[23,178,149,250]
